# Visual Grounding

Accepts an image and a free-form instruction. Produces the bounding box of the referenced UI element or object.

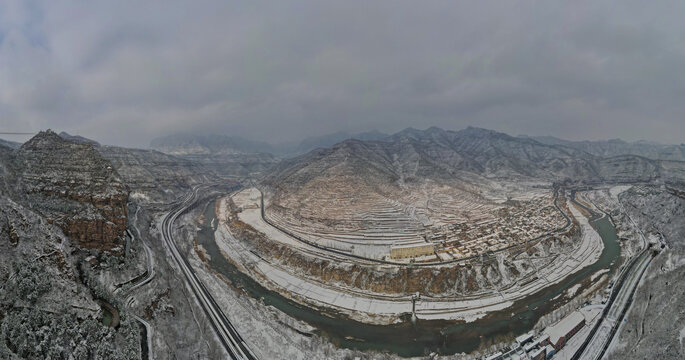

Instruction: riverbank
[189,188,622,356]
[214,193,604,325]
[98,300,120,328]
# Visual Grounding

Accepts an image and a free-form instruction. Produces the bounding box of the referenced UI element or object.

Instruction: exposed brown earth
[225,197,580,297]
[13,130,129,252]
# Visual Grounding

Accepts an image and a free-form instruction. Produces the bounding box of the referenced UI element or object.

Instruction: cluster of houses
[428,203,566,261]
[389,202,567,262]
[485,310,587,360]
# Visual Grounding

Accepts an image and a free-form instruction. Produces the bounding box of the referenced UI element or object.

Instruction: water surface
[197,196,620,357]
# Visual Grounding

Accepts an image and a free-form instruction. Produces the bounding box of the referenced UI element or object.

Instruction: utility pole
[411,292,420,323]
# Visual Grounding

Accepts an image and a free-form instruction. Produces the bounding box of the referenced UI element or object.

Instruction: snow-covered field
[188,237,376,359]
[214,193,606,324]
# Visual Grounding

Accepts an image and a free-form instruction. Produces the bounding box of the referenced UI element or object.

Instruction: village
[483,308,591,360]
[397,199,568,262]
[259,186,569,263]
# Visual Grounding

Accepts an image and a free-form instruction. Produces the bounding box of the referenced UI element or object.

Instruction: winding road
[161,185,255,360]
[128,207,156,293]
[570,189,655,360]
[117,205,155,360]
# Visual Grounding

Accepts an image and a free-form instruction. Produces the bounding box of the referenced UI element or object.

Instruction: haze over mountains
[149,127,685,164]
[522,135,685,162]
[149,130,388,157]
[4,126,684,188]
[264,126,682,188]
[0,139,21,150]
[5,126,684,164]
[259,126,684,267]
[1,126,683,359]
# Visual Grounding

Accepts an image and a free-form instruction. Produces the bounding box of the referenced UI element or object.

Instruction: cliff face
[98,145,212,203]
[14,130,128,252]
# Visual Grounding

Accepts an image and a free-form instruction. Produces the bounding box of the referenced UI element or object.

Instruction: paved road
[116,205,156,360]
[577,250,651,360]
[128,207,156,293]
[133,314,153,360]
[568,188,655,360]
[161,185,255,360]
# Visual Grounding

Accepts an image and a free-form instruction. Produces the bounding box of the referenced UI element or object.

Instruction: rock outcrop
[99,145,212,203]
[13,130,128,252]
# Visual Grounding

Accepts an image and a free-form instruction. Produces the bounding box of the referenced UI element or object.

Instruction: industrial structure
[389,241,435,259]
[544,311,586,350]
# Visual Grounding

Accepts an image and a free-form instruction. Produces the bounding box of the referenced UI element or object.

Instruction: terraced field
[265,183,567,261]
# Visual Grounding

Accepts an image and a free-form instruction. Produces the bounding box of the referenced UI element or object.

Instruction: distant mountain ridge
[263,126,683,196]
[523,134,685,161]
[285,130,388,155]
[150,130,389,157]
[151,128,685,164]
[150,133,274,155]
[58,131,101,146]
[0,138,22,149]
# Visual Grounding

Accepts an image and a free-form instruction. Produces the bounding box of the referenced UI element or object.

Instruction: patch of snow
[591,269,609,282]
[130,191,151,202]
[609,185,631,199]
[565,283,581,298]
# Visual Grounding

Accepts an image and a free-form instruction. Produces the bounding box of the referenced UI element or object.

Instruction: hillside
[99,146,217,203]
[9,130,129,252]
[150,133,274,155]
[527,135,685,161]
[260,127,678,259]
[0,131,142,358]
[264,126,665,191]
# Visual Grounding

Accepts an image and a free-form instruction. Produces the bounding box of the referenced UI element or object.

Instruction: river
[196,195,621,357]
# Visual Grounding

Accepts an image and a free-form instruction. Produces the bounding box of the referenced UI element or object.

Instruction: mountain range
[264,126,681,190]
[149,130,388,157]
[260,126,685,239]
[522,135,685,162]
[0,130,128,252]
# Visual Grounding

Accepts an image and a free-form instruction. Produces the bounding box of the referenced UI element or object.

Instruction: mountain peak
[20,129,66,150]
[391,127,443,142]
[459,126,509,138]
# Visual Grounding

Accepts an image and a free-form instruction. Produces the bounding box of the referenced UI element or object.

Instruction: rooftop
[515,331,534,344]
[544,311,585,344]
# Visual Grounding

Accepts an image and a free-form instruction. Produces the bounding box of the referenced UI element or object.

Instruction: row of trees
[0,258,141,359]
[9,260,51,304]
[1,305,140,359]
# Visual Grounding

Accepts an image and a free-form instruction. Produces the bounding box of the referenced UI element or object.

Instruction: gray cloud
[1,0,684,147]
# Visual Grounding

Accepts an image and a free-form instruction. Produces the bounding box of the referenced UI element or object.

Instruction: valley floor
[215,188,605,325]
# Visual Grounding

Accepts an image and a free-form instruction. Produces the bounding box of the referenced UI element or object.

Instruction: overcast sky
[1,1,684,147]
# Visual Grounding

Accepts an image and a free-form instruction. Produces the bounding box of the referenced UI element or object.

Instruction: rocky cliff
[99,145,213,203]
[12,130,129,252]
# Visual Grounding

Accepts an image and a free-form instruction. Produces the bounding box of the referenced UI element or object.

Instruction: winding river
[197,194,621,357]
